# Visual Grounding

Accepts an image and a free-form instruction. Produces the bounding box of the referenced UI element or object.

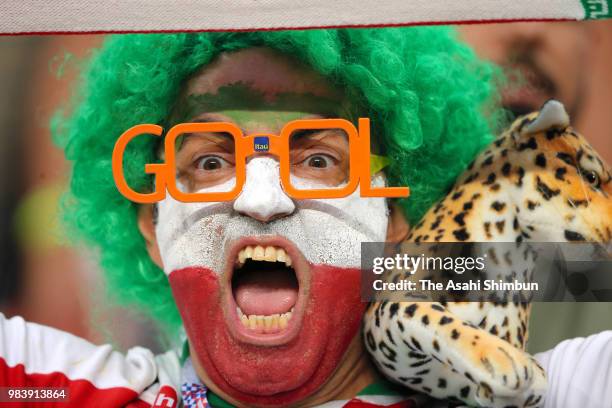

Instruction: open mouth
[229,241,304,340]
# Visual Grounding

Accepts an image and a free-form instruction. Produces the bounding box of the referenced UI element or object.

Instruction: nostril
[236,209,293,223]
[233,186,296,222]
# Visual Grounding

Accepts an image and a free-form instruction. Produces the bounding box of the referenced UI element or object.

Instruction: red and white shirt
[4,312,612,408]
[0,313,420,407]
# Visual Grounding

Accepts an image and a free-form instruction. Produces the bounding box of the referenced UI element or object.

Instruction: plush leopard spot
[515,167,526,187]
[555,167,567,180]
[386,329,397,346]
[365,330,377,351]
[389,303,400,318]
[535,176,560,200]
[453,212,467,226]
[482,155,494,167]
[451,190,464,200]
[431,304,445,312]
[535,153,547,168]
[491,201,506,212]
[518,137,538,151]
[439,316,453,325]
[483,172,497,185]
[484,222,492,239]
[410,359,431,368]
[404,303,418,318]
[556,152,575,166]
[411,337,423,351]
[502,162,512,176]
[379,341,397,362]
[408,351,427,359]
[453,228,470,241]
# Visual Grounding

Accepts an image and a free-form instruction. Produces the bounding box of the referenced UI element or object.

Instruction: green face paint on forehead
[213,110,317,132]
[168,83,358,128]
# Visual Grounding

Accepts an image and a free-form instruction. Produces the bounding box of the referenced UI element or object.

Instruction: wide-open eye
[289,128,349,187]
[306,154,335,169]
[583,169,601,189]
[195,155,230,171]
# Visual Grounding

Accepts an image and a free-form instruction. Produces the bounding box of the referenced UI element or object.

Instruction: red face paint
[169,264,365,406]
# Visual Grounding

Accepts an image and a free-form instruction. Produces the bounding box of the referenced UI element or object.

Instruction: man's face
[460,22,612,164]
[146,48,390,406]
[459,22,591,119]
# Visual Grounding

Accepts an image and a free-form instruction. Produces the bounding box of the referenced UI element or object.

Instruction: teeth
[236,245,294,267]
[279,314,288,329]
[253,245,265,261]
[237,306,294,333]
[264,246,276,262]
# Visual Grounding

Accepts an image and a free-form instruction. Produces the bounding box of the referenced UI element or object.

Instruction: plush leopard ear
[525,99,570,134]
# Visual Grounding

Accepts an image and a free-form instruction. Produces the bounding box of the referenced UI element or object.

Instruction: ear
[386,202,410,243]
[137,204,163,269]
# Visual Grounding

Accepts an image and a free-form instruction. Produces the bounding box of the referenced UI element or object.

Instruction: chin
[168,235,366,406]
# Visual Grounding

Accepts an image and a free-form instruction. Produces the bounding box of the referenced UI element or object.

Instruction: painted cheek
[169,263,365,405]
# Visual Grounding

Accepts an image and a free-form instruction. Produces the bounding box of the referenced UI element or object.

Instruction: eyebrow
[290,128,324,141]
[290,127,349,144]
[175,118,235,153]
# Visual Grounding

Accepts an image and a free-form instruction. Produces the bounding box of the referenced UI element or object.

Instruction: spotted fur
[364,100,612,407]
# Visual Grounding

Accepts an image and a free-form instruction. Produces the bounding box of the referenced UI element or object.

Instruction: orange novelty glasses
[112,118,409,203]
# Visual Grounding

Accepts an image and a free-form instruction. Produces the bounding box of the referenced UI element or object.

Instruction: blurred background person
[460,20,612,353]
[0,35,162,352]
[460,20,611,163]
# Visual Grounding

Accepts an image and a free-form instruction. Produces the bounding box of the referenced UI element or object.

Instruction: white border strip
[0,0,591,34]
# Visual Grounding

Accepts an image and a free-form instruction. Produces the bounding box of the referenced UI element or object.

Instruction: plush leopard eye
[583,170,601,188]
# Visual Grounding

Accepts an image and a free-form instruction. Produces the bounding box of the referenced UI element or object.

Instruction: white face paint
[155,157,389,275]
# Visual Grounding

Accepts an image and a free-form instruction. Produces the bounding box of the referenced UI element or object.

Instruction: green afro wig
[55,27,501,332]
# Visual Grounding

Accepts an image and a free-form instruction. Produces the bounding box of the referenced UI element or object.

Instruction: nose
[233,157,296,222]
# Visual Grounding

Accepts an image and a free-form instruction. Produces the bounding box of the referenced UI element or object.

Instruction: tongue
[234,267,298,316]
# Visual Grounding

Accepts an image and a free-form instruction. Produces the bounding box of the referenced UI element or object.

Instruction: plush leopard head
[454,99,612,246]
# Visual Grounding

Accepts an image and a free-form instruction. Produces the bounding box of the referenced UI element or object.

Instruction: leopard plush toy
[364,100,612,407]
